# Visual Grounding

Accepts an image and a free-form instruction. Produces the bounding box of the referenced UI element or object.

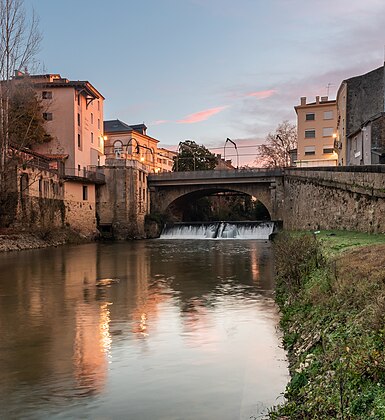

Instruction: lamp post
[138,144,155,172]
[178,141,196,171]
[276,134,288,167]
[224,137,239,169]
[125,138,140,157]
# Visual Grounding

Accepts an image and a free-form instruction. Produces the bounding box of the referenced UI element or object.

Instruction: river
[0,239,288,419]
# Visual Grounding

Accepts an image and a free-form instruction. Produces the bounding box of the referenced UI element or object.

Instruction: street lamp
[138,144,155,171]
[177,141,196,171]
[224,137,239,169]
[276,134,288,167]
[125,138,140,157]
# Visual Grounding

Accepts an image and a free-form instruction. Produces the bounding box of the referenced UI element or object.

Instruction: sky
[25,0,385,165]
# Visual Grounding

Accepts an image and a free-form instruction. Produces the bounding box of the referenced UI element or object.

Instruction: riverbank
[269,231,385,419]
[0,228,93,252]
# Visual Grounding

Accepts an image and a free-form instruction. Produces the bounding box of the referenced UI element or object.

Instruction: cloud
[246,89,276,99]
[177,106,228,124]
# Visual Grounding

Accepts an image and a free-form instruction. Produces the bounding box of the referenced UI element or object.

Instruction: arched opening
[166,188,271,222]
[113,140,123,159]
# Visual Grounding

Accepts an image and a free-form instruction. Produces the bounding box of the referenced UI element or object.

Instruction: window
[304,146,315,156]
[322,127,334,137]
[98,118,100,129]
[98,101,100,111]
[78,134,81,148]
[43,112,53,121]
[305,129,315,138]
[91,132,94,144]
[323,147,334,154]
[113,140,123,158]
[77,94,80,106]
[42,91,52,99]
[324,111,333,120]
[82,185,88,201]
[78,113,81,126]
[305,113,315,121]
[91,113,94,124]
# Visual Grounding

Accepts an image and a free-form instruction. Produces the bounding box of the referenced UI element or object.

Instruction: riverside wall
[283,168,385,233]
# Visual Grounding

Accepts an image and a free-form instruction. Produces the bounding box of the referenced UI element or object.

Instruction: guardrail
[148,168,283,181]
[63,167,105,184]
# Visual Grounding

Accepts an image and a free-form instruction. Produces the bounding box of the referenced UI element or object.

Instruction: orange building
[14,72,106,235]
[294,96,338,167]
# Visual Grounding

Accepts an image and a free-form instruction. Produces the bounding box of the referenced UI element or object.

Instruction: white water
[160,221,275,240]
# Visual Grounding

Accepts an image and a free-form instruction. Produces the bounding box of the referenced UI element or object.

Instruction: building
[336,65,385,165]
[103,119,159,173]
[294,96,338,167]
[15,72,106,235]
[157,147,177,173]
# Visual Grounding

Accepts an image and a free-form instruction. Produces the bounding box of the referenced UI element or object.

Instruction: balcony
[62,167,105,184]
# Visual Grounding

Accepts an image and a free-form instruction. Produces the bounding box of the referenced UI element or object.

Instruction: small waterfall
[160,221,275,240]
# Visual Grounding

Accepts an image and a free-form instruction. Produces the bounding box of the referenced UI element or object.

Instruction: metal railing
[63,167,105,183]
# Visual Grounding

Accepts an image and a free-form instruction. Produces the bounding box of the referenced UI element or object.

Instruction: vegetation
[269,231,385,419]
[172,140,217,171]
[182,194,270,222]
[256,120,297,167]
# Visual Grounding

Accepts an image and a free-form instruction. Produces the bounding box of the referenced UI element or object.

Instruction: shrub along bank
[269,231,385,419]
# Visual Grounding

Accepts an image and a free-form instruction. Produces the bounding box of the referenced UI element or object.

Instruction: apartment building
[157,147,177,172]
[14,72,106,234]
[294,96,338,167]
[336,66,385,166]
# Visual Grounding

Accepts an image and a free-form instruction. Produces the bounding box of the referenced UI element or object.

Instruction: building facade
[15,72,106,235]
[336,66,385,165]
[294,96,338,167]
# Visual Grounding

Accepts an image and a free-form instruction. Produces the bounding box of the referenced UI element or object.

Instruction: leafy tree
[173,140,217,171]
[256,120,297,168]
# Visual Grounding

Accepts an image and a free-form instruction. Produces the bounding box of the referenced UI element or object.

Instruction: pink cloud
[177,106,228,124]
[246,89,276,99]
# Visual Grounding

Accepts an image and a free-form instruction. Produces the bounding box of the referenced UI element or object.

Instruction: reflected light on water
[100,303,112,358]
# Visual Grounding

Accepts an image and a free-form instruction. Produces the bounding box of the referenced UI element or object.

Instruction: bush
[274,232,324,297]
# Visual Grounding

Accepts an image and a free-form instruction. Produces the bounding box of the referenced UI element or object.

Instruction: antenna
[326,83,335,97]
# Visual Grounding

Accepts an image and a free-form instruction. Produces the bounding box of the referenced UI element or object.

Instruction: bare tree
[256,120,297,168]
[0,0,42,226]
[0,0,41,173]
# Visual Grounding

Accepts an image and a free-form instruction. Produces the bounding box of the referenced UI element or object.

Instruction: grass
[316,230,385,256]
[269,231,385,419]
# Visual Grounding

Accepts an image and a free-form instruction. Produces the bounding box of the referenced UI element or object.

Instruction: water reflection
[0,240,287,419]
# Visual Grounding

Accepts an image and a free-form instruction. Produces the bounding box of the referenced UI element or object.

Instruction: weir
[160,221,275,240]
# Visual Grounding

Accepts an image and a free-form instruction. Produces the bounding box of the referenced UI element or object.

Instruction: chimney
[320,96,328,102]
[316,96,320,104]
[300,97,306,106]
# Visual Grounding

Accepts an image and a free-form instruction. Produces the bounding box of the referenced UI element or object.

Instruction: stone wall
[284,169,385,232]
[96,164,148,239]
[346,66,384,137]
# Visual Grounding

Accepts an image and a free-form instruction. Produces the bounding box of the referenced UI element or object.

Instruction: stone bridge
[147,169,284,220]
[148,166,385,233]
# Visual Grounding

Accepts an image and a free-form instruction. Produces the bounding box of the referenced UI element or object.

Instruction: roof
[104,119,134,133]
[14,72,105,99]
[104,120,148,135]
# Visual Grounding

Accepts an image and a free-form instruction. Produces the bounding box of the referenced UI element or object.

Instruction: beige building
[157,147,177,173]
[294,96,338,167]
[14,72,106,235]
[104,120,159,173]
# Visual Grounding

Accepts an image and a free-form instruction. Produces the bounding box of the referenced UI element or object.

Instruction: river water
[0,239,288,419]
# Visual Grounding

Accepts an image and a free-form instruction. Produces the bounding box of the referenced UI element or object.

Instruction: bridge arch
[148,169,284,221]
